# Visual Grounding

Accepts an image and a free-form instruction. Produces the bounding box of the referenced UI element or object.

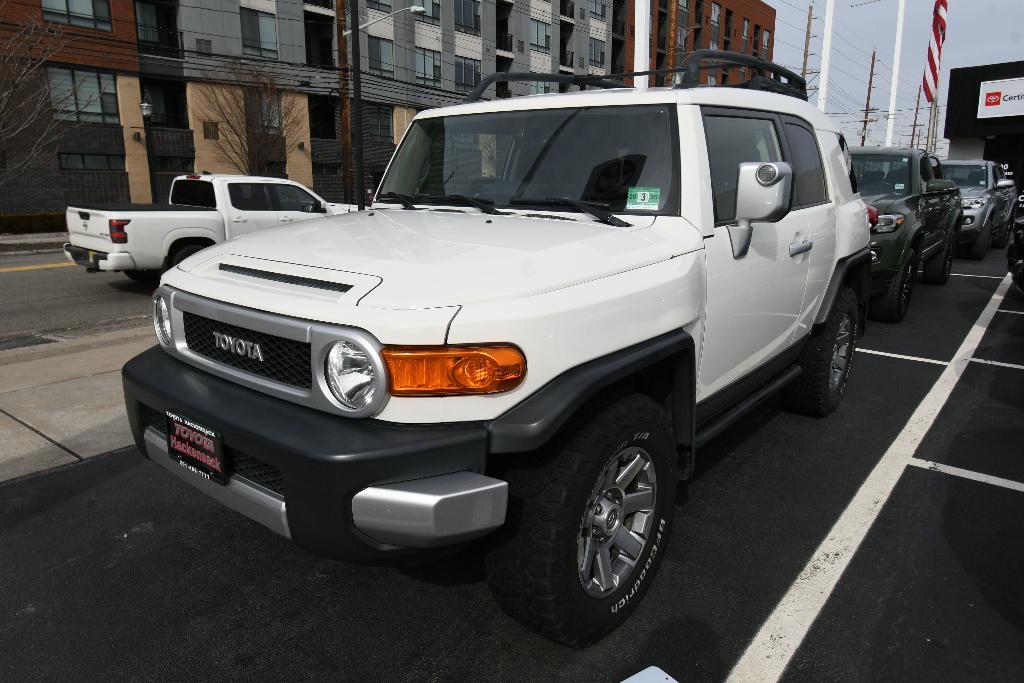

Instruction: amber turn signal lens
[381,345,526,396]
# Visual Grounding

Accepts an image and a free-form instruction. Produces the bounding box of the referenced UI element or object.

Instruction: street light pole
[343,4,425,210]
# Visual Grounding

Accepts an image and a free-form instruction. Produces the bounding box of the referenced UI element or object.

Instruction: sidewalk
[0,232,67,254]
[0,325,153,482]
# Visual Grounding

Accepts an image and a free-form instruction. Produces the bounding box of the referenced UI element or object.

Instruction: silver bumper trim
[352,472,508,548]
[143,428,291,539]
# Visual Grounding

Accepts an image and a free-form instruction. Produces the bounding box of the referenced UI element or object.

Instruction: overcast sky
[770,0,1022,156]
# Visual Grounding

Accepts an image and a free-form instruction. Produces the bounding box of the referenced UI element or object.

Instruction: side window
[274,184,319,211]
[228,183,274,211]
[704,114,783,222]
[919,156,933,185]
[170,180,216,208]
[784,122,828,207]
[929,157,943,180]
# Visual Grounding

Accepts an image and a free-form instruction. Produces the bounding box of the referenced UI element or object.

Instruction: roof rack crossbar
[677,49,808,99]
[464,72,626,102]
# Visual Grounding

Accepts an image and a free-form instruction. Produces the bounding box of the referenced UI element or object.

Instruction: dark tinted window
[704,115,782,221]
[944,164,988,188]
[274,184,319,211]
[852,154,911,197]
[170,179,216,208]
[785,123,827,206]
[228,183,274,211]
[929,157,943,179]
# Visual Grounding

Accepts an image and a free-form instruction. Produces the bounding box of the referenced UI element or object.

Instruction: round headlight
[153,296,172,346]
[325,340,377,411]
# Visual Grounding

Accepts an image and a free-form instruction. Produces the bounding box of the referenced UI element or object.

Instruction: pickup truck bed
[71,204,216,212]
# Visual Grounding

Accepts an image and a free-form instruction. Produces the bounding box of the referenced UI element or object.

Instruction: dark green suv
[851,147,963,322]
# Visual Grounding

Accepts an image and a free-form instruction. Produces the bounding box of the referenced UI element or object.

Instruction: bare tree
[196,61,303,176]
[0,1,71,189]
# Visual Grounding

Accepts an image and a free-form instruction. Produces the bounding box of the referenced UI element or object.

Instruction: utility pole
[336,0,353,204]
[910,83,922,148]
[816,0,835,111]
[884,0,906,146]
[348,0,366,209]
[860,48,876,146]
[634,0,651,89]
[801,2,813,80]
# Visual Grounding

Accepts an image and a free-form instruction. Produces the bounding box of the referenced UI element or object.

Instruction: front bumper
[958,207,986,244]
[123,347,506,561]
[64,243,136,272]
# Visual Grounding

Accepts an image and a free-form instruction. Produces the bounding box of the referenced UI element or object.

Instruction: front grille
[183,312,312,389]
[140,403,284,497]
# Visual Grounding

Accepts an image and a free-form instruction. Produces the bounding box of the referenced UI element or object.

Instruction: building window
[367,0,391,10]
[368,36,395,77]
[41,0,111,32]
[762,30,770,51]
[150,156,194,172]
[530,80,553,95]
[416,0,441,24]
[313,162,342,176]
[529,19,550,51]
[365,105,393,141]
[58,152,125,170]
[308,96,336,138]
[709,37,718,51]
[455,0,480,35]
[710,2,720,27]
[48,67,119,124]
[454,55,480,91]
[415,47,442,86]
[203,121,219,140]
[752,25,761,53]
[707,74,716,86]
[678,0,687,11]
[241,8,278,58]
[196,38,212,55]
[589,38,605,66]
[589,0,605,19]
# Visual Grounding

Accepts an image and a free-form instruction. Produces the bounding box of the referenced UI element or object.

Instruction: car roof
[417,85,839,132]
[174,174,295,183]
[850,146,920,156]
[941,159,988,165]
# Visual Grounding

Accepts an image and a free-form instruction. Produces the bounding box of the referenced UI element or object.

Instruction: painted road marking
[908,459,1024,494]
[0,262,76,274]
[969,357,1024,371]
[950,273,1004,279]
[727,274,1012,683]
[857,348,948,366]
[996,309,1024,315]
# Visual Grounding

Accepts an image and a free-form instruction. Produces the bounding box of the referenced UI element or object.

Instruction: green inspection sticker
[627,187,661,211]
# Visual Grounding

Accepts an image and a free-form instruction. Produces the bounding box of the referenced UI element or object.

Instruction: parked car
[63,175,356,283]
[851,147,962,322]
[122,52,870,647]
[942,159,1016,255]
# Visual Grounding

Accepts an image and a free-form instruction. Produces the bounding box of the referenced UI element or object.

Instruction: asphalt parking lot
[1,250,1021,681]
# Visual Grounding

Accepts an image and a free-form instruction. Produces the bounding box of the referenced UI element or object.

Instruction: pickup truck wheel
[968,220,992,260]
[484,394,677,647]
[783,287,859,417]
[123,270,159,286]
[991,221,1009,249]
[169,243,207,268]
[921,232,955,285]
[870,248,917,323]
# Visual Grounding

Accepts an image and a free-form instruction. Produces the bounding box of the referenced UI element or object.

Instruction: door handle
[789,240,813,257]
[232,217,246,223]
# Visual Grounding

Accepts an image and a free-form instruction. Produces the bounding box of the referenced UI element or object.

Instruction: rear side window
[170,180,216,208]
[784,123,827,207]
[704,115,783,222]
[228,183,274,211]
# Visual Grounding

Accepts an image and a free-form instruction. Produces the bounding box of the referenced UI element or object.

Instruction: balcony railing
[497,32,513,52]
[304,0,334,8]
[560,0,575,18]
[145,111,190,129]
[137,25,184,59]
[306,46,335,69]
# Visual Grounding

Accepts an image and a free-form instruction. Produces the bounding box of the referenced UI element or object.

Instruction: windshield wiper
[510,198,631,227]
[376,192,420,210]
[416,194,507,215]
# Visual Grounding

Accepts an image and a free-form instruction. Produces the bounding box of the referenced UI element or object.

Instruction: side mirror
[997,178,1016,189]
[925,179,956,193]
[730,161,793,259]
[302,201,327,214]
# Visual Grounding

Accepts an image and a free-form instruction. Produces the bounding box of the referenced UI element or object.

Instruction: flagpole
[817,0,836,112]
[884,0,906,146]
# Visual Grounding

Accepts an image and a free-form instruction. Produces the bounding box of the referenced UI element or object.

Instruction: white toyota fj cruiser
[122,52,870,646]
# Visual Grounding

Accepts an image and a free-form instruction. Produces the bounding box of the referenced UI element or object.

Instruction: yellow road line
[0,262,77,273]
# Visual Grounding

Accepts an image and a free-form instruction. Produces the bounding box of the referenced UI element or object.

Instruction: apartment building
[0,0,772,215]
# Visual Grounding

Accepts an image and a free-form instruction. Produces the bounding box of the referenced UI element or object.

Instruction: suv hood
[176,209,695,309]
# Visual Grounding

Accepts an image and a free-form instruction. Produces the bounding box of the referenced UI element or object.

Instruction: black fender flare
[814,247,871,329]
[487,330,696,467]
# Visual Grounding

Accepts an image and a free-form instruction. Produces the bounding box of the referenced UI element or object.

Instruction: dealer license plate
[165,411,229,484]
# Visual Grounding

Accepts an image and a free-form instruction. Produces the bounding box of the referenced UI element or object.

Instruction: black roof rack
[462,50,808,104]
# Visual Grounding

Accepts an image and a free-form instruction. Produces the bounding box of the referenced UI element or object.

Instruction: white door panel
[792,204,837,341]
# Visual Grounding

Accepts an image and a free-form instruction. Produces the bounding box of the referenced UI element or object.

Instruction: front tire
[485,394,677,647]
[922,232,955,285]
[783,287,859,417]
[969,219,992,260]
[870,248,917,323]
[991,220,1009,249]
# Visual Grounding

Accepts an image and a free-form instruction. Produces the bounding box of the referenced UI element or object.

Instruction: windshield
[851,154,911,197]
[944,164,988,189]
[377,105,680,215]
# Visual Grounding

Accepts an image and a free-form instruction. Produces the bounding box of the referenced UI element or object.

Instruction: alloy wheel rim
[577,447,657,598]
[830,315,853,391]
[900,259,915,310]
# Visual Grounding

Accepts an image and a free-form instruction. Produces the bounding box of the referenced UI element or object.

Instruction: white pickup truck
[63,174,355,283]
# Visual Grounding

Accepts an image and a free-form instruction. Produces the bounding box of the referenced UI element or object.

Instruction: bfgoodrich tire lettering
[484,394,677,647]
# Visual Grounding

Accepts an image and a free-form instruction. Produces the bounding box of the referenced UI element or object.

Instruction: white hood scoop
[218,263,354,294]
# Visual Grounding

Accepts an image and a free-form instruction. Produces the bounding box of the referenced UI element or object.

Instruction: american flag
[922,0,949,104]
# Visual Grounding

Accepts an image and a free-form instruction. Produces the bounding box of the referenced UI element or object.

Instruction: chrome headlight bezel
[961,197,986,210]
[153,296,172,346]
[319,335,389,417]
[873,214,904,234]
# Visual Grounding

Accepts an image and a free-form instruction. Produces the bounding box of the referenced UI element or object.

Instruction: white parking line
[908,459,1024,494]
[950,273,1005,279]
[969,357,1024,371]
[857,348,948,366]
[726,274,1011,683]
[996,309,1024,315]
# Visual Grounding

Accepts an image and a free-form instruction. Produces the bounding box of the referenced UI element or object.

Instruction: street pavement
[0,249,1021,681]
